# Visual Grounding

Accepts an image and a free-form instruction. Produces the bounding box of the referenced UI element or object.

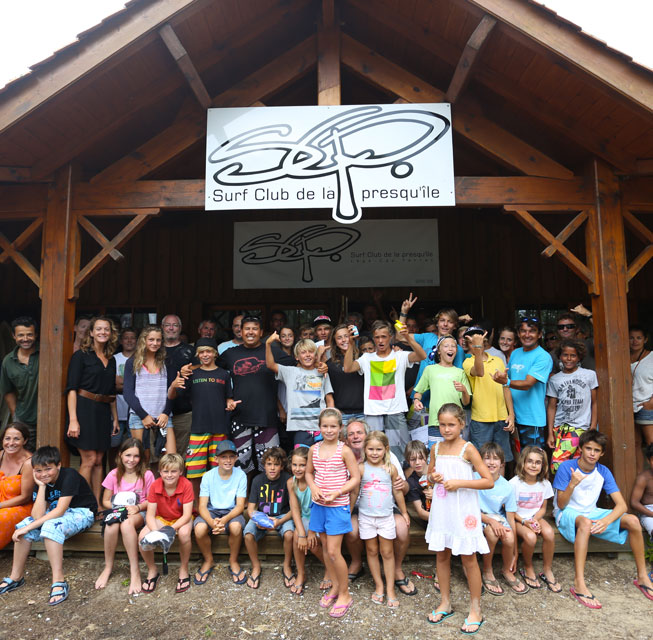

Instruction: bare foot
[94,567,112,590]
[128,571,142,595]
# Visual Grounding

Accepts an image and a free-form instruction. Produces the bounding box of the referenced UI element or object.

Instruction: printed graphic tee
[546,367,598,429]
[275,365,330,432]
[508,476,553,520]
[356,350,413,415]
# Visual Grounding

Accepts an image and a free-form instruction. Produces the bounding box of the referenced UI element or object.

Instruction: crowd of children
[0,294,652,632]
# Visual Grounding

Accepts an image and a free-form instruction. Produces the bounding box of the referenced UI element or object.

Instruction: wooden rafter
[622,209,653,283]
[159,24,211,110]
[341,35,573,180]
[91,36,317,184]
[540,210,588,258]
[445,14,495,104]
[317,0,341,105]
[0,215,43,287]
[0,166,31,182]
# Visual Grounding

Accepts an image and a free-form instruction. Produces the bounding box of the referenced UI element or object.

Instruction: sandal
[387,598,399,608]
[538,573,562,593]
[290,582,305,595]
[247,573,261,590]
[371,592,385,605]
[482,576,505,596]
[347,567,364,582]
[319,579,332,590]
[502,573,529,595]
[394,577,418,596]
[193,566,214,585]
[633,579,653,602]
[282,570,296,588]
[328,599,353,618]
[319,592,337,608]
[0,576,25,595]
[175,576,191,593]
[48,581,69,606]
[428,610,454,625]
[519,568,541,589]
[228,567,247,585]
[141,574,160,594]
[569,587,601,609]
[460,618,485,635]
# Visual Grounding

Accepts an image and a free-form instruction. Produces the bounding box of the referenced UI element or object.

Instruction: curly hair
[80,316,118,357]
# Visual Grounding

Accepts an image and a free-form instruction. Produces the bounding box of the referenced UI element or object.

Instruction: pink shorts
[358,512,396,540]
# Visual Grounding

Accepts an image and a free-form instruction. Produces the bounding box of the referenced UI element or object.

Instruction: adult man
[343,419,417,596]
[218,314,244,355]
[0,316,39,448]
[268,310,287,335]
[162,314,194,457]
[219,316,294,475]
[197,318,217,340]
[494,317,553,449]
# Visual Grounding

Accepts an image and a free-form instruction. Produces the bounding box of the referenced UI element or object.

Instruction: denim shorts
[635,408,653,425]
[309,502,352,535]
[469,420,514,462]
[243,516,294,541]
[128,413,151,448]
[16,508,95,545]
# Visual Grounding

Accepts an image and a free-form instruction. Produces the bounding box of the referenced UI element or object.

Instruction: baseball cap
[312,315,332,328]
[195,337,218,350]
[215,440,237,456]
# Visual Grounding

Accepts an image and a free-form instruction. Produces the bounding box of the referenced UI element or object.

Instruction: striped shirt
[312,441,350,507]
[134,365,168,417]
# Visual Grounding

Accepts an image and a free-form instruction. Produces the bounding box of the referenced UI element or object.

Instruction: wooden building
[0,0,651,497]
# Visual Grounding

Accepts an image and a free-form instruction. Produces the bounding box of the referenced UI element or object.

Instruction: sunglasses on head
[519,317,540,325]
[557,323,576,330]
[241,316,261,324]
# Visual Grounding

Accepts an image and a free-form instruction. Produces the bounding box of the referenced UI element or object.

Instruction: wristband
[298,535,307,538]
[504,378,511,388]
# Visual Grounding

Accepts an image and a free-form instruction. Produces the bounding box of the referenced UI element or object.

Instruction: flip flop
[193,566,214,585]
[428,610,454,625]
[282,571,296,588]
[228,567,248,585]
[569,587,602,609]
[460,618,485,635]
[502,573,529,595]
[633,579,653,601]
[394,577,418,596]
[319,579,332,590]
[519,568,541,589]
[320,592,338,608]
[142,574,160,594]
[482,576,505,596]
[538,573,562,593]
[290,582,305,595]
[48,581,69,606]
[247,573,261,590]
[329,599,353,618]
[371,592,385,605]
[0,577,25,595]
[387,598,399,608]
[347,567,364,582]
[175,576,191,593]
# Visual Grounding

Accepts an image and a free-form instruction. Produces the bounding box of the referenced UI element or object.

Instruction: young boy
[243,447,295,590]
[0,446,97,605]
[139,453,194,594]
[193,440,248,586]
[553,431,653,607]
[546,339,598,472]
[476,442,527,595]
[169,338,238,496]
[266,333,333,447]
[404,440,432,527]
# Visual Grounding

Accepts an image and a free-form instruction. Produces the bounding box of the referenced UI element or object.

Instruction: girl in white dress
[425,403,493,634]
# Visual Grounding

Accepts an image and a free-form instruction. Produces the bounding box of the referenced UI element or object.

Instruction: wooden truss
[0,213,43,288]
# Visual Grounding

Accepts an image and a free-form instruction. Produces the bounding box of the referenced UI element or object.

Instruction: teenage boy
[0,446,97,605]
[313,315,333,347]
[553,431,653,608]
[344,320,426,460]
[111,326,137,466]
[630,443,653,538]
[493,317,552,449]
[0,316,40,448]
[193,440,248,586]
[243,447,295,590]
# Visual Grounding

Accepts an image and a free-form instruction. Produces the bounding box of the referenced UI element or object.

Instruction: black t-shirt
[394,343,419,391]
[65,349,116,395]
[178,366,232,435]
[248,471,291,517]
[165,342,195,414]
[35,467,98,514]
[219,343,294,427]
[326,359,364,413]
[406,472,427,511]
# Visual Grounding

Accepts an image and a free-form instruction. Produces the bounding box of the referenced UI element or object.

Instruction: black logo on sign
[208,105,450,224]
[239,224,361,283]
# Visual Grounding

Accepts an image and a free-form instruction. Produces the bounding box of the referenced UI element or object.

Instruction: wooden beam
[317,0,341,106]
[0,216,43,264]
[341,35,574,180]
[77,216,124,262]
[445,14,495,104]
[540,209,588,258]
[635,159,653,175]
[0,233,41,288]
[92,36,317,184]
[0,166,32,182]
[0,184,48,214]
[622,209,653,245]
[622,177,653,207]
[627,244,653,283]
[585,158,636,498]
[159,23,211,110]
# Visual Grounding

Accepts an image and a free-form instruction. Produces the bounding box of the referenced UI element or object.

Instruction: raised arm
[265,332,280,374]
[343,328,361,373]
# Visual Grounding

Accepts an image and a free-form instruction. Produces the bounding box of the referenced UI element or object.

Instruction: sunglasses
[557,323,576,330]
[519,317,541,325]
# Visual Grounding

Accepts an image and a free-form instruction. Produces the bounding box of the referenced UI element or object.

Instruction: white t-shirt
[632,351,653,413]
[508,476,553,519]
[113,352,129,421]
[356,350,413,416]
[546,367,598,429]
[486,346,507,365]
[275,365,332,432]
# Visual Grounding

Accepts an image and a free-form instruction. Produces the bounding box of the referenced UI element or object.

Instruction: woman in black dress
[66,316,119,503]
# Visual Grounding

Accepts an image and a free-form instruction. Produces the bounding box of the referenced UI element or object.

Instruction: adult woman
[0,423,34,550]
[123,325,174,461]
[498,326,519,363]
[630,325,653,469]
[66,316,119,503]
[325,324,365,423]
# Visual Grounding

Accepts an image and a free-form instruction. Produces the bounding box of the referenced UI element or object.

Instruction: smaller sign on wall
[233,219,439,289]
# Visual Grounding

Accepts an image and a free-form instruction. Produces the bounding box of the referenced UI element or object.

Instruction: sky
[0,0,651,89]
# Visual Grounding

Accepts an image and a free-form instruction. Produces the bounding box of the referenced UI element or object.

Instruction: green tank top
[295,483,312,519]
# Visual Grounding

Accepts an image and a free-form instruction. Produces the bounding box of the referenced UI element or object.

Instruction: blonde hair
[158,453,184,473]
[515,446,549,482]
[362,431,392,474]
[293,338,317,359]
[132,325,166,373]
[80,316,118,357]
[319,407,342,428]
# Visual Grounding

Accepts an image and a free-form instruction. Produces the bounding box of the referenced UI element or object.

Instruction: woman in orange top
[0,422,34,549]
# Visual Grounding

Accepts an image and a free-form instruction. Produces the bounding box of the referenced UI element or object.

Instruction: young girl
[509,446,561,592]
[350,431,410,608]
[498,326,518,363]
[305,408,360,619]
[287,446,330,595]
[413,335,471,449]
[95,438,154,594]
[425,404,493,634]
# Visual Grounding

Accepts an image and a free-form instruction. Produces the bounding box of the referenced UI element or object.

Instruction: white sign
[206,104,454,224]
[233,219,439,289]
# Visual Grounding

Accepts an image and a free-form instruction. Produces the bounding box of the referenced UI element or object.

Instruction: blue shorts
[635,409,653,425]
[128,413,151,449]
[555,507,629,545]
[16,508,95,545]
[111,419,130,448]
[469,420,514,462]
[244,516,294,542]
[194,507,246,533]
[309,502,352,535]
[517,423,546,449]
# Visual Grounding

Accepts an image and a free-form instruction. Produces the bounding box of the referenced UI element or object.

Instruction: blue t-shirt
[199,466,248,510]
[412,333,464,401]
[509,346,552,426]
[552,459,619,519]
[475,474,517,516]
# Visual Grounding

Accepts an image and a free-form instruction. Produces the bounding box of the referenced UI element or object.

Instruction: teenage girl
[95,438,154,594]
[305,408,360,619]
[425,404,493,634]
[279,326,296,357]
[287,446,330,595]
[498,326,518,363]
[509,446,561,592]
[350,431,410,608]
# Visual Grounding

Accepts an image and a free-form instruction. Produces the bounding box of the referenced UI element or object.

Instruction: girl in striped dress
[305,408,360,618]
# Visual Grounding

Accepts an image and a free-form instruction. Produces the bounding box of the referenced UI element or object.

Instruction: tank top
[358,462,393,517]
[294,482,312,519]
[312,441,350,507]
[134,365,167,417]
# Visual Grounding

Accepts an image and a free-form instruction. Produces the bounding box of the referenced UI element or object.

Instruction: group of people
[0,295,652,632]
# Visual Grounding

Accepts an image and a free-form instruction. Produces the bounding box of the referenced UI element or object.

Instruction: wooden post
[37,166,79,462]
[585,158,635,498]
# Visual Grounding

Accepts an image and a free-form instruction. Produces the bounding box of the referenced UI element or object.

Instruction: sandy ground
[0,552,651,640]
